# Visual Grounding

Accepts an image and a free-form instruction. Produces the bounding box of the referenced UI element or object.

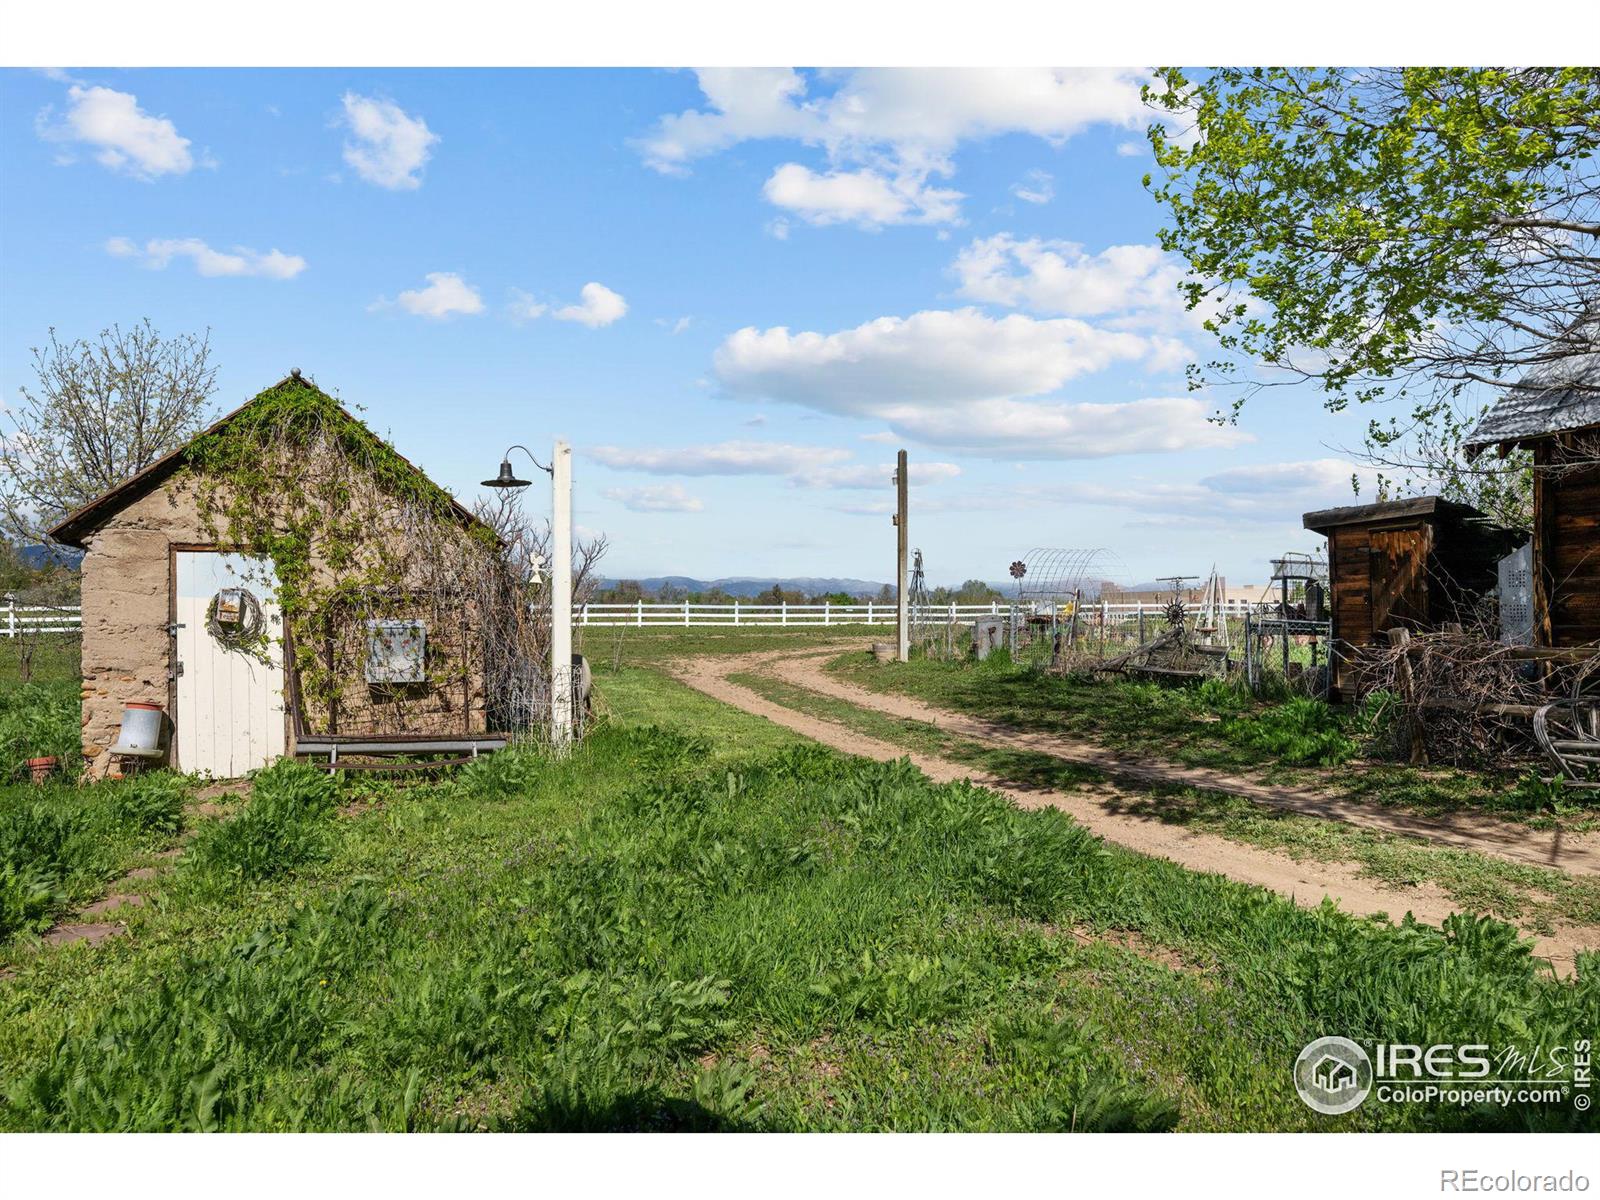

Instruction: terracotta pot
[26,755,57,784]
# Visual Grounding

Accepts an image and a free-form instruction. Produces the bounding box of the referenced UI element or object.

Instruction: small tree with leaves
[2,320,218,546]
[1146,68,1600,528]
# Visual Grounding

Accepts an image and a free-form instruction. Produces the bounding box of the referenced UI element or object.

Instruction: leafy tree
[2,320,219,546]
[1146,68,1600,527]
[954,579,1001,604]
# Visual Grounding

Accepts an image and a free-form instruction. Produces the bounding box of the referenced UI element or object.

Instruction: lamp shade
[482,459,531,488]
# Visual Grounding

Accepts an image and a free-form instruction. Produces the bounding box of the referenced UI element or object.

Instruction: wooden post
[1280,574,1291,680]
[1386,626,1427,765]
[895,449,909,662]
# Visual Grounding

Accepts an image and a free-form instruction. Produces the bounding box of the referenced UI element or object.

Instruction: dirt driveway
[668,642,1600,975]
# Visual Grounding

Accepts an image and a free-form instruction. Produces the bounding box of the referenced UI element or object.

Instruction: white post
[551,440,574,753]
[867,600,874,623]
[636,599,643,628]
[824,601,831,627]
[895,449,909,662]
[781,601,787,626]
[683,599,690,627]
[734,599,740,627]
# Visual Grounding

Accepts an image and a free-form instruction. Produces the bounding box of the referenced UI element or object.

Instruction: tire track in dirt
[667,645,1599,975]
[768,645,1600,878]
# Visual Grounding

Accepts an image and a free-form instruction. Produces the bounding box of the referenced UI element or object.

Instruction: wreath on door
[205,587,267,650]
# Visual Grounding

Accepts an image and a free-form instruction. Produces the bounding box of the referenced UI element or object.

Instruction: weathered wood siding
[1537,447,1600,646]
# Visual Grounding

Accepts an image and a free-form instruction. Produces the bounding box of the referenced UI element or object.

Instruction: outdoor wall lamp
[481,444,551,489]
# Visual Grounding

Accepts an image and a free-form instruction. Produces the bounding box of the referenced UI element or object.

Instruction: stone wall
[78,480,207,778]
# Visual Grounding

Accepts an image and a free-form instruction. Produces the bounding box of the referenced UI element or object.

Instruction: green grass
[578,623,885,671]
[0,635,81,693]
[2,655,1595,1132]
[827,650,1594,826]
[729,668,1600,933]
[0,771,189,941]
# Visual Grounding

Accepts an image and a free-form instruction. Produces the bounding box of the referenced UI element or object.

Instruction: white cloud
[713,307,1223,459]
[603,484,704,513]
[638,68,1158,227]
[37,84,193,179]
[716,308,1182,411]
[589,439,958,490]
[882,396,1249,460]
[1032,459,1373,522]
[374,272,483,319]
[507,289,547,321]
[951,234,1189,324]
[552,282,628,328]
[640,68,1151,175]
[1116,140,1147,157]
[1010,169,1054,205]
[339,93,438,190]
[763,163,962,229]
[589,440,850,478]
[1199,458,1381,497]
[105,236,306,280]
[655,316,693,334]
[802,461,962,489]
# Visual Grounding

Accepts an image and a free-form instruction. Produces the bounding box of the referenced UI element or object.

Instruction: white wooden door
[174,551,286,777]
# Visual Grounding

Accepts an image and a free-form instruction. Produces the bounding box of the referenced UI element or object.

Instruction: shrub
[451,747,545,801]
[0,681,79,782]
[188,760,338,884]
[1226,697,1356,766]
[112,772,189,835]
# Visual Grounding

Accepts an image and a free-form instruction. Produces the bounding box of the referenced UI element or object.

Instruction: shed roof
[1463,334,1600,455]
[48,372,492,549]
[1302,495,1490,533]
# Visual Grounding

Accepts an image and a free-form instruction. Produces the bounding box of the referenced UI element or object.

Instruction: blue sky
[0,67,1378,588]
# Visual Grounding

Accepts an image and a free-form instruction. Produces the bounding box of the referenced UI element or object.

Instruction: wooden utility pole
[894,449,909,662]
[551,439,574,753]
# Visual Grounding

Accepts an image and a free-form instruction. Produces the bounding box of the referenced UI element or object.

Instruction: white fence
[578,601,999,627]
[577,598,1270,628]
[0,597,1271,636]
[1,601,82,637]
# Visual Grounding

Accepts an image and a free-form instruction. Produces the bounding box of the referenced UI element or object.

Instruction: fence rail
[1,602,82,637]
[577,599,1273,628]
[0,598,1277,636]
[577,601,1001,627]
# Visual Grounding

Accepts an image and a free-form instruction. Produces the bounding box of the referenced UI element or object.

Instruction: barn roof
[48,372,492,549]
[1463,332,1600,456]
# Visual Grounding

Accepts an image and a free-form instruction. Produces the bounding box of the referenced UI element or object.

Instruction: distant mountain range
[19,544,81,568]
[599,576,888,598]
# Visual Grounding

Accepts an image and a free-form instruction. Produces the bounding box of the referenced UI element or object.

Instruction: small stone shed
[1465,347,1600,647]
[1303,497,1525,700]
[50,373,511,778]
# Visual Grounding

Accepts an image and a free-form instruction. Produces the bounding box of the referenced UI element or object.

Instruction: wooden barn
[49,373,517,779]
[1465,349,1600,647]
[1303,497,1525,699]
